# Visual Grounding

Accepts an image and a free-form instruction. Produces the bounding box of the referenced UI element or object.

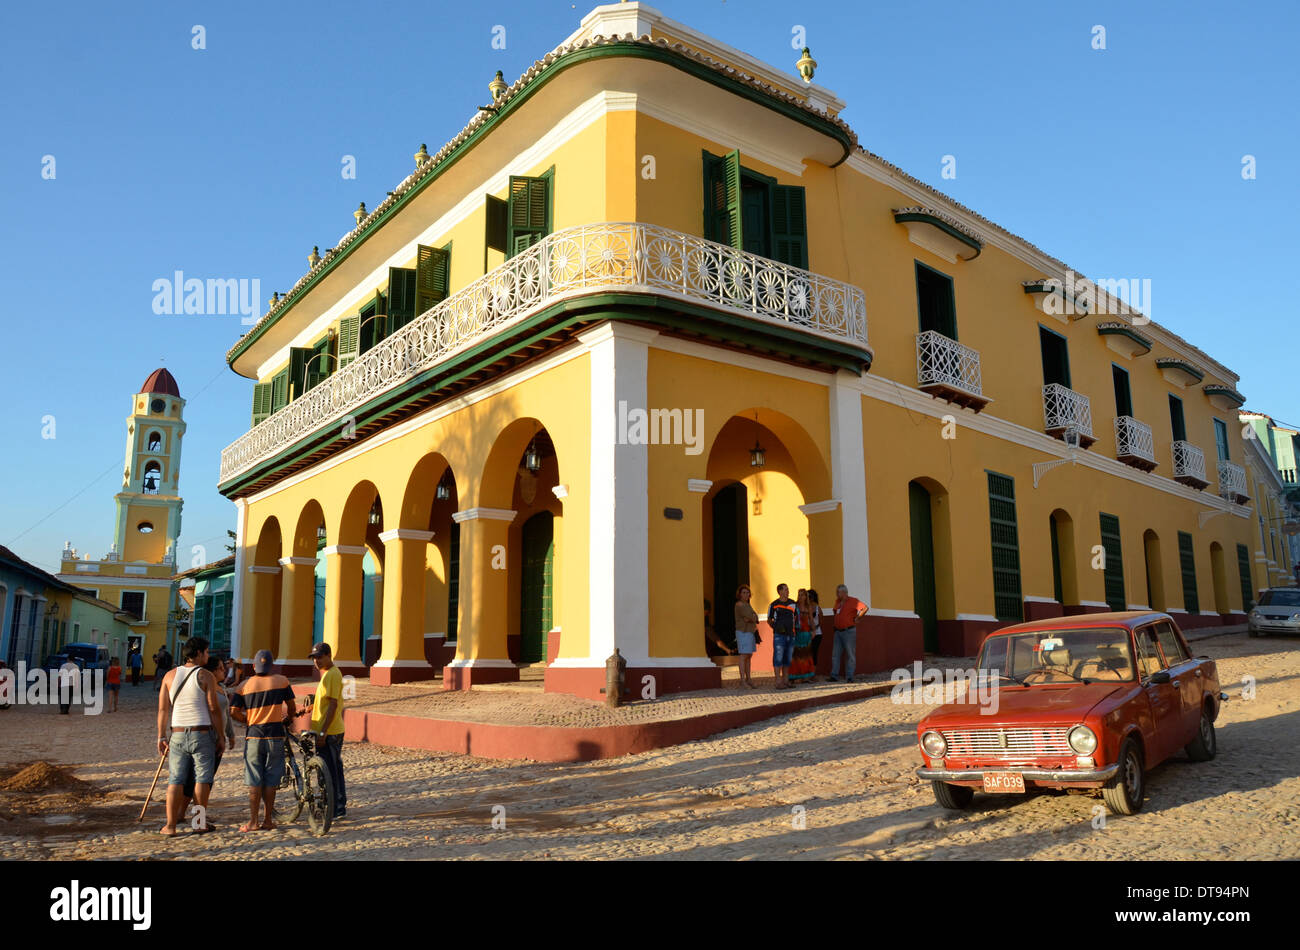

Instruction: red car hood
[921,683,1123,729]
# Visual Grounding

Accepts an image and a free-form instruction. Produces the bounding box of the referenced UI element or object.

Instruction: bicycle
[272,718,335,836]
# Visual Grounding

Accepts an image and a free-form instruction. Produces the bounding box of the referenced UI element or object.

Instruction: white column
[581,322,657,664]
[829,369,870,601]
[230,498,248,660]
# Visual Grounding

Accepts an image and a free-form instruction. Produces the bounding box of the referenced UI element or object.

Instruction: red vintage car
[915,611,1225,815]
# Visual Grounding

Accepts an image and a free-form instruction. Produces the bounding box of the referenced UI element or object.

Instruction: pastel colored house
[218,3,1264,699]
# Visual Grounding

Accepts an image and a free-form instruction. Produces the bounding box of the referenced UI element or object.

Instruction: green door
[519,512,554,664]
[711,483,750,643]
[740,180,769,257]
[909,482,939,652]
[1049,517,1064,606]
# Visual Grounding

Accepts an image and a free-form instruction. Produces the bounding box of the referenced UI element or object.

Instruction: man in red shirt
[828,584,868,682]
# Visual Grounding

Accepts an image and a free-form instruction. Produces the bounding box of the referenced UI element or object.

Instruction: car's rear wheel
[1185,708,1217,762]
[1102,738,1144,816]
[932,781,975,810]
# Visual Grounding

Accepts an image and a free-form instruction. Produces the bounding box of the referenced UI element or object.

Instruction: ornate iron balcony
[916,330,987,412]
[1217,459,1248,503]
[220,223,869,484]
[1172,440,1209,489]
[1042,383,1095,448]
[1113,415,1156,471]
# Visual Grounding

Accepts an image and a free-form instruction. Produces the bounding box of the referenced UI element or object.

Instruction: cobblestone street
[1,631,1296,860]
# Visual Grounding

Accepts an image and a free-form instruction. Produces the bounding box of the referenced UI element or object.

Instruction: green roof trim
[1155,357,1206,382]
[1096,322,1154,353]
[219,294,870,498]
[893,210,982,258]
[226,40,856,370]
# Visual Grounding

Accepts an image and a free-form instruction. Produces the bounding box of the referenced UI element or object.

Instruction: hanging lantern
[435,471,452,501]
[749,413,766,468]
[523,440,542,475]
[316,523,327,541]
[367,499,382,526]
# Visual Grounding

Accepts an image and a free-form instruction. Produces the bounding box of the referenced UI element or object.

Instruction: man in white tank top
[155,636,226,836]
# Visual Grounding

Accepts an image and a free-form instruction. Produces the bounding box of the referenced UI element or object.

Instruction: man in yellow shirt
[306,642,346,819]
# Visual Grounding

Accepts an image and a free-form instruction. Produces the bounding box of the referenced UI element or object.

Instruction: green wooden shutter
[702,151,727,243]
[210,591,231,654]
[1236,543,1254,611]
[1049,517,1064,605]
[771,184,808,269]
[1099,513,1126,611]
[387,267,417,331]
[485,195,508,253]
[723,149,743,249]
[192,594,210,641]
[337,316,360,369]
[447,520,460,641]
[1169,395,1187,442]
[507,174,550,256]
[251,383,273,425]
[270,370,289,413]
[288,347,312,402]
[1214,419,1230,461]
[987,472,1023,622]
[415,244,450,316]
[1177,531,1199,613]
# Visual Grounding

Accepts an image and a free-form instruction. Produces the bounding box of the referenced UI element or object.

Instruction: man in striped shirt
[229,650,297,832]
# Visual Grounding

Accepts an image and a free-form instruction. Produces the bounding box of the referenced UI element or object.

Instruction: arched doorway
[1049,509,1078,609]
[1210,542,1229,615]
[709,482,750,646]
[519,511,555,663]
[909,481,939,652]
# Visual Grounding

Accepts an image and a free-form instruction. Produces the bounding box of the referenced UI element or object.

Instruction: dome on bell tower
[140,367,181,398]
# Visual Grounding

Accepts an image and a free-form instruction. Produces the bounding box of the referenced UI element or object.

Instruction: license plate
[983,771,1026,793]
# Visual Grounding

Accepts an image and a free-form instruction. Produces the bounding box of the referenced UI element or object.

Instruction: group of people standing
[731,583,868,689]
[154,637,347,836]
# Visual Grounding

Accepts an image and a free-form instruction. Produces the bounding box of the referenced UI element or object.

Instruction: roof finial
[489,70,507,102]
[414,143,429,167]
[354,201,367,226]
[796,47,817,83]
[308,245,321,268]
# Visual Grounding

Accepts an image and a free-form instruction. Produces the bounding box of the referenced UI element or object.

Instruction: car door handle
[1171,680,1182,688]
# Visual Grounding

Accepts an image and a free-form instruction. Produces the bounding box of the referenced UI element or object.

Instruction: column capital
[552,484,569,499]
[798,498,841,515]
[452,507,516,524]
[278,556,319,567]
[687,478,713,494]
[320,544,367,557]
[378,528,436,543]
[247,565,281,574]
[576,322,659,349]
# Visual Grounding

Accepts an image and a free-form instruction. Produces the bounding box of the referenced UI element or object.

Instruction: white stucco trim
[371,659,432,668]
[798,499,841,515]
[451,508,516,524]
[547,656,718,669]
[829,369,871,603]
[377,528,435,543]
[955,613,1000,622]
[444,658,517,669]
[1022,596,1059,604]
[687,479,713,493]
[1126,604,1152,611]
[423,632,446,639]
[552,484,569,499]
[1079,601,1113,608]
[247,565,281,575]
[320,545,366,557]
[278,556,319,567]
[868,609,921,619]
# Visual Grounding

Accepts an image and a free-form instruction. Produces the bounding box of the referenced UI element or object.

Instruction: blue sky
[3,0,1296,573]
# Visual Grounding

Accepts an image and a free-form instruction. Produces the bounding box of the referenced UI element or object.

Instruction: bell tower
[114,368,186,564]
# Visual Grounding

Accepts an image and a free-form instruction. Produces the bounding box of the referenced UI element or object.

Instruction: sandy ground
[0,631,1296,860]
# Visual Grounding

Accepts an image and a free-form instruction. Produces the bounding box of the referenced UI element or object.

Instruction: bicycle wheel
[303,755,335,836]
[273,745,305,825]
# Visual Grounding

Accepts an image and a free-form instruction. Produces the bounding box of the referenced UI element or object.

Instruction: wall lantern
[749,413,766,468]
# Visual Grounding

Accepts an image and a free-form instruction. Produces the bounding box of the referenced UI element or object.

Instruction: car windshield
[64,646,100,662]
[1258,590,1300,607]
[978,627,1135,683]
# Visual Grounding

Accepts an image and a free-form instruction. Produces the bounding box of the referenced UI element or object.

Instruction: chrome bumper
[917,763,1120,783]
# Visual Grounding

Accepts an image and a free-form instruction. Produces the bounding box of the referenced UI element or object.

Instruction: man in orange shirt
[827,584,868,682]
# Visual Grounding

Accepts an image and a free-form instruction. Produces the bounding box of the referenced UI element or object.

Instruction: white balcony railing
[1218,460,1247,500]
[220,223,869,484]
[1042,383,1093,440]
[1172,440,1207,484]
[916,330,982,398]
[1114,415,1155,465]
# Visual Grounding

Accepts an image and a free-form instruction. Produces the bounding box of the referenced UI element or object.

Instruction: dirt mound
[0,761,89,792]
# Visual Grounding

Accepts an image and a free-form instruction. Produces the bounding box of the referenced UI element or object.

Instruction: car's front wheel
[1102,737,1145,816]
[1185,708,1217,761]
[932,780,974,810]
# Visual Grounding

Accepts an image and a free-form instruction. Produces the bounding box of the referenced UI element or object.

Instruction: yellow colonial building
[219,3,1263,699]
[59,368,187,675]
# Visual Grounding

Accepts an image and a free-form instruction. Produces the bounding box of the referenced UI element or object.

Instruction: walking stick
[138,749,167,823]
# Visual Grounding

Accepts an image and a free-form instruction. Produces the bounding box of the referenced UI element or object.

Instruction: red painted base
[546,630,562,665]
[544,664,721,703]
[936,619,1000,657]
[1063,604,1111,616]
[442,664,520,690]
[370,663,441,686]
[1023,600,1065,622]
[422,636,456,669]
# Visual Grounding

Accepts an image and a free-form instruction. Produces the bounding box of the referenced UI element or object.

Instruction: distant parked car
[915,612,1224,816]
[1248,587,1300,637]
[45,643,110,673]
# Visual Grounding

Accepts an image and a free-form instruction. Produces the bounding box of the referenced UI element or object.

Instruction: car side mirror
[1148,670,1171,685]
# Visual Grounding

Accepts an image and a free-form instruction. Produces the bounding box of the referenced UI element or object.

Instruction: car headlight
[1291,613,1300,622]
[1249,609,1260,619]
[1068,725,1098,755]
[921,730,947,757]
